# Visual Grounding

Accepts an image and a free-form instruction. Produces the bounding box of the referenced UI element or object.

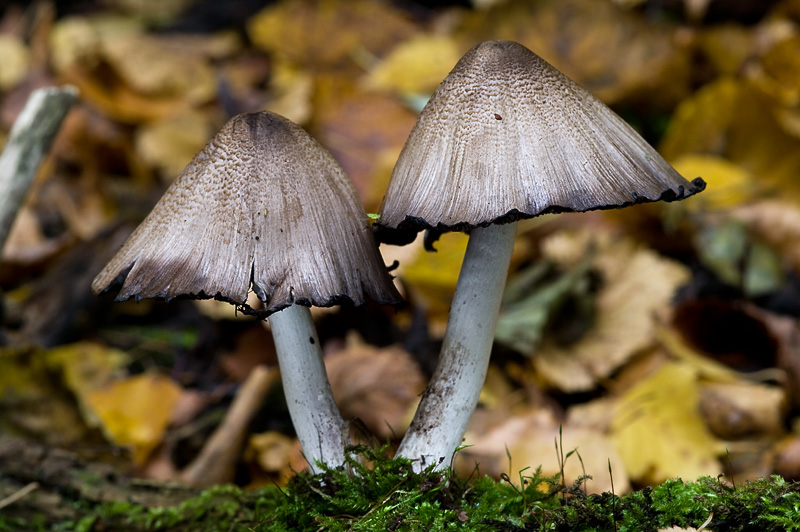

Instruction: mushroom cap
[92,111,402,317]
[374,40,705,245]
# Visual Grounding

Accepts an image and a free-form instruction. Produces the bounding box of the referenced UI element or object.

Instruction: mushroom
[93,111,403,471]
[374,40,706,468]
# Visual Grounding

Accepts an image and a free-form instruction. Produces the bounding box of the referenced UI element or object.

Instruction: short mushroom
[93,111,403,471]
[374,40,706,468]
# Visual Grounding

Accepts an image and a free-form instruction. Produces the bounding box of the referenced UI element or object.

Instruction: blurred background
[1,0,800,494]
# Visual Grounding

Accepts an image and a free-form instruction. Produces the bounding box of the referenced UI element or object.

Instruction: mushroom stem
[269,303,347,472]
[397,223,516,469]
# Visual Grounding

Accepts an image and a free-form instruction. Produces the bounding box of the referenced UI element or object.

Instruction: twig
[0,85,78,250]
[0,482,39,510]
[180,365,275,488]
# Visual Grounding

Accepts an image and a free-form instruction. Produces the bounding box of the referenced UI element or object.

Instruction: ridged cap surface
[93,112,402,317]
[375,40,705,244]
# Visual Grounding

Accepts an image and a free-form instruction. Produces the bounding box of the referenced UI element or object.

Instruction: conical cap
[92,112,402,317]
[375,40,705,243]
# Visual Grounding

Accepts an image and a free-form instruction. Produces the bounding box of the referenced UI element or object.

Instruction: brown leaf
[699,381,786,439]
[325,335,425,440]
[457,409,630,494]
[248,0,418,74]
[456,0,690,106]
[310,77,418,211]
[533,229,690,392]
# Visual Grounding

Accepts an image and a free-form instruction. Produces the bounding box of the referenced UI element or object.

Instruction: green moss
[55,447,800,531]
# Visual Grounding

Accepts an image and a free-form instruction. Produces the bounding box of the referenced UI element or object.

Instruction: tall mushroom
[374,40,706,468]
[93,111,403,471]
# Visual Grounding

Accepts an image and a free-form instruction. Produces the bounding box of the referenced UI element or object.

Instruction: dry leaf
[733,199,800,272]
[751,34,800,106]
[456,0,690,106]
[310,77,418,210]
[265,60,314,125]
[135,110,218,180]
[401,232,470,328]
[364,34,463,96]
[670,154,757,212]
[45,342,129,425]
[533,229,690,392]
[100,33,217,105]
[699,381,786,439]
[610,361,723,484]
[660,77,800,199]
[248,0,417,74]
[0,34,30,90]
[0,346,91,445]
[458,410,631,494]
[86,372,182,464]
[325,335,425,439]
[697,23,756,77]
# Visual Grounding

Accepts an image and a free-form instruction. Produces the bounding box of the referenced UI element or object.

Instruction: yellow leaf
[265,60,314,125]
[364,34,463,96]
[752,35,800,107]
[0,35,30,90]
[86,373,182,464]
[135,110,218,180]
[401,232,470,326]
[610,361,723,484]
[669,154,756,211]
[45,342,129,426]
[660,77,800,199]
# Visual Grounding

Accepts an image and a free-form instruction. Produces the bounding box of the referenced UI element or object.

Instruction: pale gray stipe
[92,112,402,317]
[376,40,705,241]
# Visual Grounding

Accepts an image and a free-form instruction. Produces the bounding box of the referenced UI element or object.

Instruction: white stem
[269,304,347,472]
[397,223,516,469]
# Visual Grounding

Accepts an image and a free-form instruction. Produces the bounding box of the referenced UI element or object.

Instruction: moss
[57,447,800,531]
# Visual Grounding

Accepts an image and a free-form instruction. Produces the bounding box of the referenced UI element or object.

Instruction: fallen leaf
[0,34,30,90]
[610,361,723,484]
[733,199,800,272]
[495,256,595,355]
[456,0,690,106]
[660,77,800,200]
[364,34,463,97]
[86,372,182,464]
[264,60,314,125]
[401,232,470,328]
[458,409,630,494]
[101,33,217,105]
[670,154,757,212]
[0,346,90,446]
[135,110,219,180]
[750,34,800,107]
[699,381,786,439]
[533,229,690,392]
[310,76,418,210]
[248,0,418,74]
[44,342,129,426]
[325,334,425,440]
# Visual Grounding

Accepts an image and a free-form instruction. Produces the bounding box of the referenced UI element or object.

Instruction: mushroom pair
[93,40,704,473]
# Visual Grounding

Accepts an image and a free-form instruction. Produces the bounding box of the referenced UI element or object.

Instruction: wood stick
[0,85,78,250]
